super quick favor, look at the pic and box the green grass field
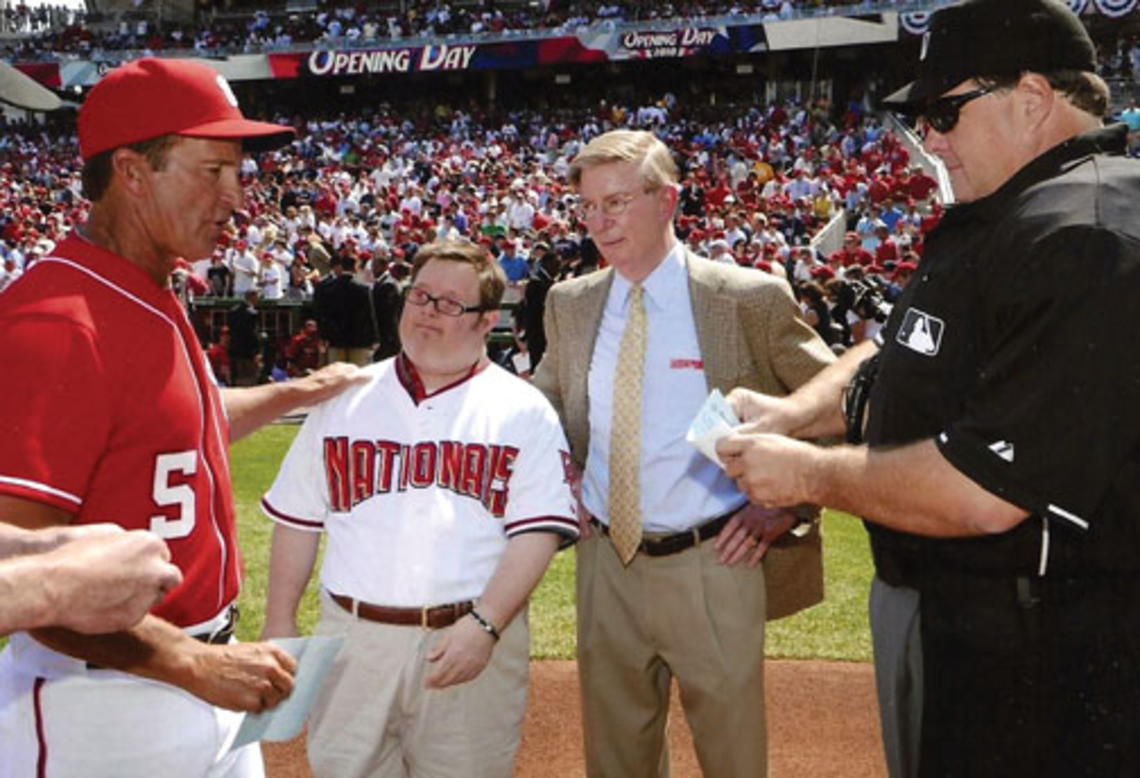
[232,425,874,662]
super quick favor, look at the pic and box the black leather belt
[87,605,237,670]
[590,507,740,558]
[191,604,239,645]
[869,535,922,588]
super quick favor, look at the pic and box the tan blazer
[533,251,836,619]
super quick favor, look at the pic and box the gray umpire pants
[869,576,922,778]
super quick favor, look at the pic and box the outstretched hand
[296,362,371,403]
[43,529,182,634]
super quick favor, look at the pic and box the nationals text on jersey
[324,436,520,516]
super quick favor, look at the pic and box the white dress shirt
[583,245,746,533]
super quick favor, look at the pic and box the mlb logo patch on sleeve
[896,308,945,356]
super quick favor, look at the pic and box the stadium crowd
[6,0,1139,86]
[6,0,951,57]
[0,88,942,380]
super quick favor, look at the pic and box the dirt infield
[263,658,886,777]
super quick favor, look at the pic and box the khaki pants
[577,532,768,778]
[306,591,529,778]
[326,346,374,367]
[231,356,259,386]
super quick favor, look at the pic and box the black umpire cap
[882,0,1096,110]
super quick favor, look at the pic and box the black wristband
[469,609,501,641]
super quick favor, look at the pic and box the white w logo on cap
[215,74,239,108]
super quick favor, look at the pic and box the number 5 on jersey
[150,451,197,539]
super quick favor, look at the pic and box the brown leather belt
[330,592,475,629]
[590,506,740,558]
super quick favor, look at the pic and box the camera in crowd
[849,280,892,323]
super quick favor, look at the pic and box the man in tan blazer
[533,129,834,777]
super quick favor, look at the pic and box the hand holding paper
[228,635,345,752]
[685,388,741,468]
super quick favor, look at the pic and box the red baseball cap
[78,58,295,161]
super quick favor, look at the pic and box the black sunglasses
[916,87,992,137]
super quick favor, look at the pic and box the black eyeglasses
[916,87,992,137]
[404,286,491,317]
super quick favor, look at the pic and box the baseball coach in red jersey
[0,57,364,778]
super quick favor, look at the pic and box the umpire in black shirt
[716,1,1140,776]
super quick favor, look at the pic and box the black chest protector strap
[843,351,882,445]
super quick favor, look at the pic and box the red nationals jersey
[0,235,240,627]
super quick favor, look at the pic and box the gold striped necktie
[608,283,647,565]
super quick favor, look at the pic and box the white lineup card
[229,635,346,751]
[686,388,740,468]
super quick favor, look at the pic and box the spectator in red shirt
[829,231,873,267]
[921,201,945,234]
[885,257,919,302]
[909,167,939,201]
[705,177,733,209]
[285,319,322,376]
[867,175,892,205]
[874,224,900,264]
[206,326,232,386]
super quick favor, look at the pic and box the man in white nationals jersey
[261,238,578,778]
